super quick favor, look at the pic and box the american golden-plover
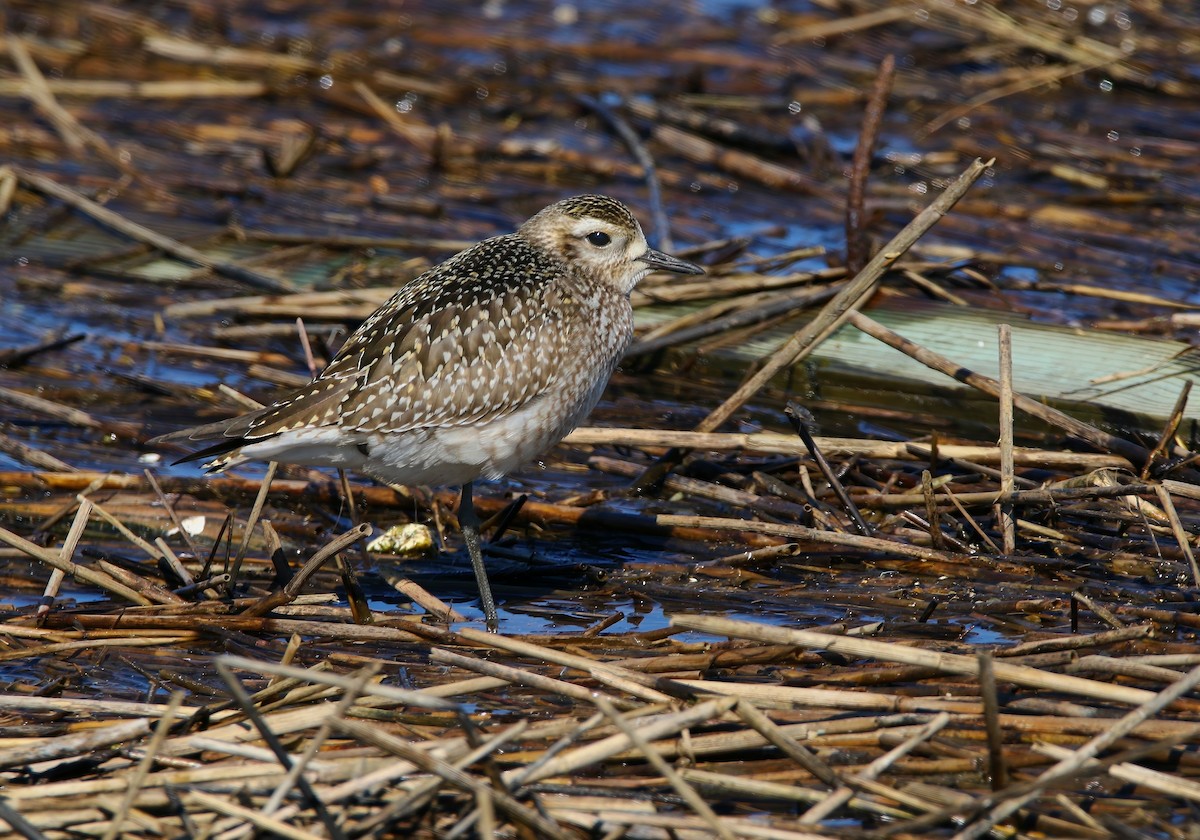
[156,194,703,625]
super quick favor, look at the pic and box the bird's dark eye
[586,231,612,247]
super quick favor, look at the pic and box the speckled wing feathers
[195,233,573,449]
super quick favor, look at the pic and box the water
[0,0,1196,687]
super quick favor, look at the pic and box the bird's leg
[458,481,498,629]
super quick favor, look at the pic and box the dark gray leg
[458,481,498,628]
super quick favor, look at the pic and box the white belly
[230,375,609,488]
[362,375,608,486]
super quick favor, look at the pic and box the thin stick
[978,652,1009,791]
[504,697,738,786]
[1154,485,1200,587]
[351,79,436,153]
[96,559,186,605]
[335,468,372,625]
[0,505,151,606]
[13,168,293,293]
[936,484,1003,556]
[953,661,1200,840]
[213,660,347,840]
[86,496,166,563]
[997,324,1016,555]
[845,54,895,273]
[431,648,640,709]
[187,791,326,840]
[799,712,949,824]
[508,712,606,788]
[99,692,184,840]
[564,427,1128,468]
[0,385,105,430]
[0,718,150,770]
[216,654,458,711]
[733,699,840,788]
[259,664,381,819]
[784,402,870,535]
[846,311,1151,467]
[694,157,992,436]
[143,469,201,559]
[332,717,571,840]
[592,696,736,840]
[0,796,46,839]
[0,165,13,217]
[0,78,267,98]
[577,94,672,252]
[349,720,530,835]
[1071,591,1126,630]
[392,578,469,623]
[7,35,127,171]
[229,460,278,592]
[1142,380,1190,480]
[921,58,1110,137]
[627,284,839,357]
[155,537,196,589]
[295,318,318,378]
[456,627,676,704]
[0,429,77,472]
[921,470,944,551]
[1038,741,1200,807]
[474,787,497,840]
[672,614,1161,707]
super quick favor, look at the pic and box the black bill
[638,248,705,275]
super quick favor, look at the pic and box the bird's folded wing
[152,282,568,453]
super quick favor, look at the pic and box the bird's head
[520,194,703,294]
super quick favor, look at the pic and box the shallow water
[1,0,1198,655]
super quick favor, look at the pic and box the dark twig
[576,93,672,252]
[228,460,278,593]
[846,54,896,274]
[336,468,372,624]
[241,522,372,617]
[13,168,295,293]
[214,659,348,840]
[784,402,871,536]
[1143,380,1191,480]
[920,470,944,550]
[978,652,1009,791]
[197,510,233,585]
[485,494,528,545]
[173,573,231,598]
[0,332,86,368]
[0,795,47,840]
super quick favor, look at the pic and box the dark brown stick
[845,54,896,273]
[846,311,1151,468]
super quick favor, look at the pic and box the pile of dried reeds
[6,547,1200,837]
[4,0,1200,837]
